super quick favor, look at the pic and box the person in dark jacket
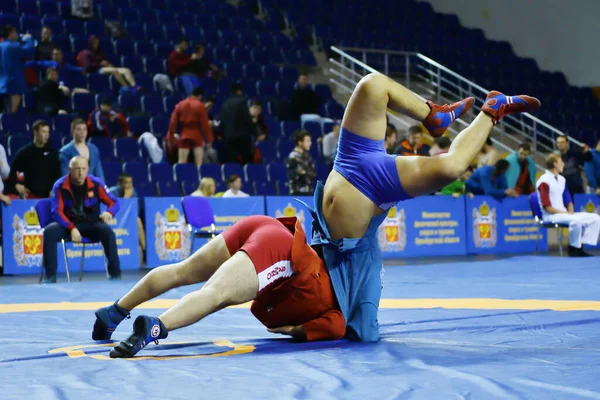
[42,156,121,283]
[290,73,321,120]
[556,135,592,195]
[77,35,137,89]
[219,83,256,164]
[286,130,316,195]
[5,120,62,199]
[395,125,430,156]
[35,68,68,115]
[465,159,518,200]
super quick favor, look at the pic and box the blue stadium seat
[163,26,182,42]
[17,0,38,15]
[121,56,143,74]
[163,96,180,114]
[232,48,251,64]
[26,114,52,129]
[139,9,159,25]
[141,96,164,115]
[149,163,173,183]
[257,140,277,162]
[0,1,17,13]
[53,114,73,136]
[302,120,323,140]
[120,8,139,23]
[144,24,163,41]
[134,74,154,93]
[8,135,29,157]
[261,64,278,80]
[278,139,295,160]
[315,84,333,101]
[157,180,181,197]
[200,163,222,182]
[127,116,150,136]
[70,35,88,53]
[244,164,267,183]
[63,70,87,90]
[102,160,122,187]
[254,181,277,196]
[20,15,41,33]
[283,50,300,65]
[136,42,155,58]
[90,137,115,162]
[116,138,141,163]
[267,162,288,182]
[1,113,27,134]
[150,115,170,135]
[181,180,199,195]
[98,5,119,20]
[256,80,277,98]
[222,163,244,182]
[135,180,157,197]
[174,163,199,183]
[88,73,110,94]
[154,42,173,58]
[144,57,165,74]
[224,62,243,79]
[118,93,141,113]
[123,161,148,184]
[42,15,63,35]
[85,20,104,36]
[71,93,95,115]
[281,121,301,137]
[63,20,84,36]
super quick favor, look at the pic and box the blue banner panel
[144,197,265,268]
[2,198,139,275]
[265,196,314,244]
[574,194,600,247]
[466,195,547,254]
[378,195,467,258]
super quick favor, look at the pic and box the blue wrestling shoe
[424,97,475,137]
[481,91,541,125]
[92,301,130,340]
[110,315,168,358]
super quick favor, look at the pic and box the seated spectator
[0,143,11,205]
[440,167,473,198]
[109,172,146,263]
[36,68,69,115]
[0,25,36,113]
[222,174,249,198]
[87,99,132,138]
[505,143,535,195]
[395,125,430,156]
[477,138,500,168]
[186,44,220,79]
[322,122,340,163]
[167,38,191,78]
[286,129,316,195]
[60,118,105,180]
[384,125,397,155]
[584,138,600,196]
[429,136,451,156]
[30,49,89,94]
[250,99,268,137]
[537,153,600,257]
[556,135,592,195]
[167,87,213,167]
[6,120,61,199]
[191,177,216,197]
[42,156,121,283]
[290,73,321,120]
[77,35,137,90]
[465,159,518,200]
[36,26,58,61]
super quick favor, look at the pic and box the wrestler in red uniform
[94,215,345,357]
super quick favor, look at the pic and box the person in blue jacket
[59,118,105,180]
[465,159,518,199]
[0,25,36,113]
[584,138,600,197]
[505,143,536,195]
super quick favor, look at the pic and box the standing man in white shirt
[536,153,600,257]
[222,174,249,198]
[322,123,340,164]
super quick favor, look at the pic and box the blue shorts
[333,127,411,211]
[297,183,388,342]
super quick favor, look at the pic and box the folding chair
[529,192,569,256]
[36,199,108,283]
[181,196,223,251]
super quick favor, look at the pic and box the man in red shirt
[167,87,214,167]
[167,38,191,77]
[93,214,345,358]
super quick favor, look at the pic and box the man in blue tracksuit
[43,156,121,283]
[0,25,36,112]
[584,138,600,197]
[465,159,518,200]
[298,74,540,342]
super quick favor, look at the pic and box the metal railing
[327,46,581,172]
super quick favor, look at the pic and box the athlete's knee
[439,153,468,181]
[356,73,388,99]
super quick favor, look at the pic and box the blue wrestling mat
[2,255,600,399]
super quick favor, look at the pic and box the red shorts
[179,137,204,149]
[222,215,294,294]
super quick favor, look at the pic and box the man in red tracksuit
[167,87,214,167]
[93,215,346,357]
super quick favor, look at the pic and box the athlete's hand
[100,211,113,223]
[71,228,82,243]
[268,325,306,340]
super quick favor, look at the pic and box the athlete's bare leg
[117,235,230,311]
[159,251,258,330]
